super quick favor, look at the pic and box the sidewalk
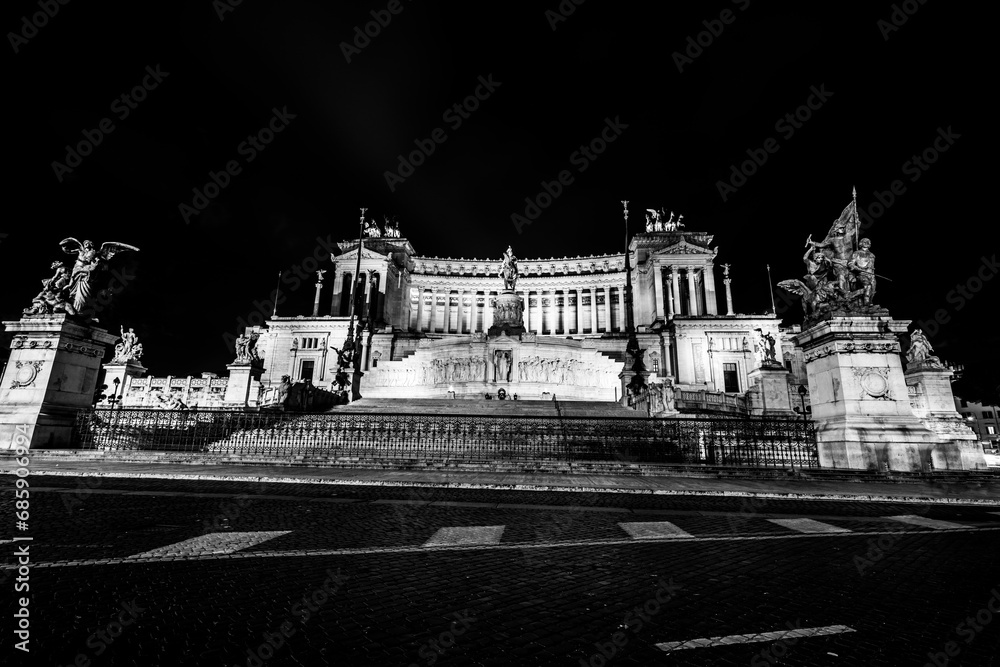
[4,456,999,505]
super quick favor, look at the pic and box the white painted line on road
[619,521,692,539]
[886,515,967,530]
[127,531,292,559]
[14,526,1000,570]
[767,518,852,534]
[423,526,505,547]
[656,624,856,652]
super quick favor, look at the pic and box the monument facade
[251,212,796,404]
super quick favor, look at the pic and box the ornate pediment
[654,238,716,257]
[337,246,389,262]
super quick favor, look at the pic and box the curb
[8,468,1000,506]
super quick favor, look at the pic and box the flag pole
[766,264,777,314]
[852,185,859,247]
[272,271,281,317]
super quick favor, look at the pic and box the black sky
[4,0,997,400]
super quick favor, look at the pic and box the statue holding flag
[778,189,888,325]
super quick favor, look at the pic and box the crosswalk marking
[656,624,856,652]
[767,518,852,534]
[886,515,966,530]
[127,531,291,559]
[423,526,505,547]
[619,521,692,539]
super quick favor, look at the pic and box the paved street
[4,474,1000,666]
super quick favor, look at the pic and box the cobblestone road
[3,475,999,666]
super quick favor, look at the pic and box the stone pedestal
[224,363,265,408]
[0,315,117,449]
[488,290,525,337]
[747,365,796,416]
[905,362,985,470]
[99,361,148,406]
[792,316,981,471]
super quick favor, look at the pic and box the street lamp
[797,384,808,422]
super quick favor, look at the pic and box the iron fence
[73,408,818,468]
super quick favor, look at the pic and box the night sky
[4,1,997,401]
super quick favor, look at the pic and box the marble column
[590,287,598,333]
[415,288,424,332]
[618,286,625,332]
[671,268,682,316]
[459,290,467,333]
[430,288,438,332]
[524,291,531,332]
[652,265,664,321]
[484,291,494,330]
[575,290,582,334]
[603,286,611,333]
[687,267,699,316]
[703,264,719,315]
[724,276,734,315]
[666,269,675,317]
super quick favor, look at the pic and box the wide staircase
[339,397,642,418]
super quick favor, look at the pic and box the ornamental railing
[73,408,818,468]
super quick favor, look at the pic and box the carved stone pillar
[575,289,582,334]
[590,287,598,333]
[603,286,611,333]
[618,286,625,332]
[430,288,438,332]
[671,268,682,316]
[666,269,674,317]
[524,291,531,332]
[687,267,699,316]
[724,275,734,315]
[415,287,424,332]
[459,290,467,333]
[652,264,664,321]
[484,291,494,331]
[703,264,718,315]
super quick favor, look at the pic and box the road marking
[767,518,852,534]
[423,526,505,547]
[886,515,967,530]
[126,531,291,559]
[656,624,856,652]
[619,521,692,539]
[10,526,1000,569]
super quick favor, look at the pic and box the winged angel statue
[25,238,139,319]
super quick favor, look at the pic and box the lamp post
[621,200,647,405]
[797,384,808,423]
[334,207,367,402]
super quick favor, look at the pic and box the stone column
[524,291,531,333]
[666,268,675,317]
[686,267,699,316]
[652,265,664,321]
[575,290,582,334]
[671,268,682,316]
[590,287,598,333]
[703,264,719,315]
[724,274,734,315]
[459,290,467,334]
[603,286,611,333]
[485,292,494,331]
[429,288,438,332]
[415,288,424,332]
[618,286,625,332]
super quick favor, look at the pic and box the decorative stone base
[747,365,796,416]
[793,316,984,471]
[487,290,525,337]
[99,362,148,406]
[0,315,117,448]
[224,363,265,408]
